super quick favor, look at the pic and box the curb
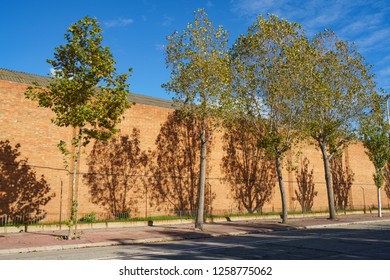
[298,218,390,230]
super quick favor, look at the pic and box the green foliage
[162,9,231,229]
[300,30,375,153]
[79,212,97,223]
[230,14,307,158]
[24,16,132,238]
[57,140,70,171]
[25,16,131,145]
[296,29,375,219]
[230,14,308,223]
[361,90,390,189]
[163,8,232,123]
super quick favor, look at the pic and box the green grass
[1,207,386,228]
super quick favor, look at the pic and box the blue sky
[1,0,389,100]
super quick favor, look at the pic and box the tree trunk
[195,120,207,230]
[319,141,337,220]
[68,127,83,239]
[276,155,288,223]
[377,187,382,218]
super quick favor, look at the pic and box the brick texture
[1,77,387,222]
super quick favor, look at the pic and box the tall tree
[162,9,231,229]
[25,16,131,238]
[361,91,390,217]
[301,30,375,219]
[230,15,307,223]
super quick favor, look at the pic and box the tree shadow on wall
[84,129,152,218]
[293,157,318,212]
[221,123,276,214]
[330,155,354,210]
[0,140,54,223]
[383,160,390,203]
[149,111,215,216]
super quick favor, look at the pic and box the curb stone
[300,218,390,230]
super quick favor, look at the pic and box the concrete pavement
[0,212,389,256]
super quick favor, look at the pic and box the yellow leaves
[164,9,230,113]
[25,15,131,146]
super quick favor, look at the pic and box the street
[1,221,390,260]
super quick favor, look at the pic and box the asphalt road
[2,221,390,260]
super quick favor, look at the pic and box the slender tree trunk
[195,120,207,230]
[68,127,83,239]
[319,141,337,220]
[377,187,382,218]
[276,155,288,224]
[376,169,383,218]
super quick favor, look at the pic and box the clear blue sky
[1,0,389,100]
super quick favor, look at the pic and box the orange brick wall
[0,80,72,222]
[1,79,387,222]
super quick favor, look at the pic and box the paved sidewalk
[0,212,389,256]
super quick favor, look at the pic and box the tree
[300,30,375,219]
[25,16,131,238]
[230,15,307,223]
[361,91,390,217]
[162,9,231,229]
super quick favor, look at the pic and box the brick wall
[1,78,387,222]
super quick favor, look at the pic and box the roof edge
[0,68,174,109]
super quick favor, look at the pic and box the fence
[1,159,389,227]
[2,204,385,227]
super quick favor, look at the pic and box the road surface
[1,221,390,260]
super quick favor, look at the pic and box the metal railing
[1,205,384,227]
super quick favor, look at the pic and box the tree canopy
[25,16,131,238]
[230,14,308,223]
[300,30,376,219]
[26,16,131,144]
[361,90,390,217]
[163,9,231,229]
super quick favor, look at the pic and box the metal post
[59,179,63,230]
[360,186,366,214]
[145,184,148,218]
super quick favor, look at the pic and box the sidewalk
[0,212,389,256]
